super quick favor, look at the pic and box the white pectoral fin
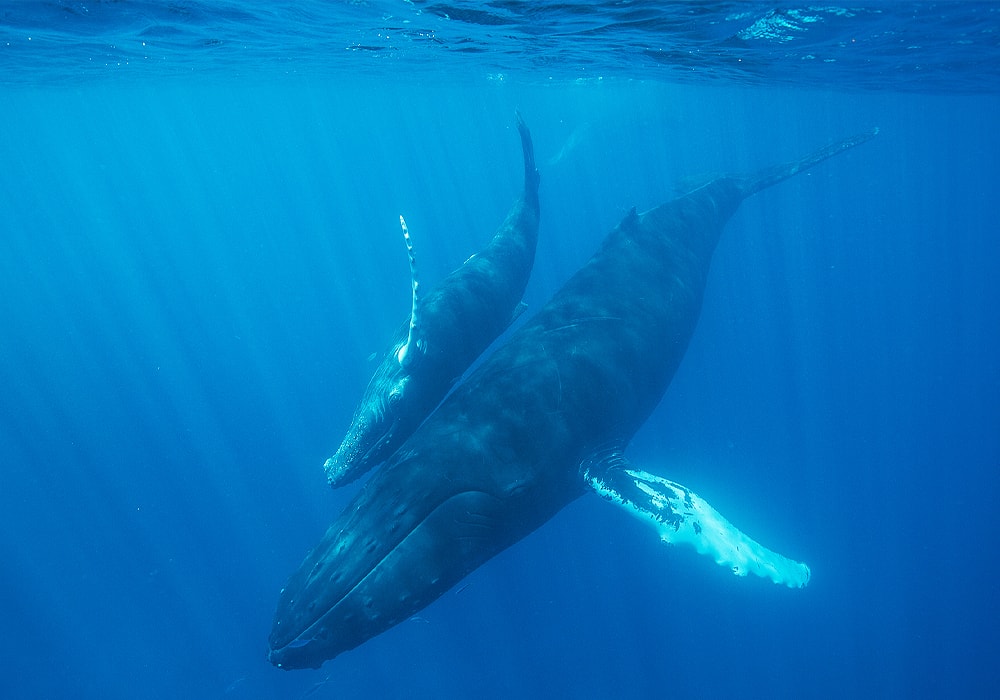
[397,215,422,369]
[584,457,811,588]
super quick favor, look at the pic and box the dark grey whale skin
[323,114,540,489]
[269,128,876,669]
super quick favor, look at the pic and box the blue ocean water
[1,3,998,699]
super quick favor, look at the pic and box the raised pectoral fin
[583,457,810,588]
[397,215,423,368]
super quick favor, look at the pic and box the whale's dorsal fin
[396,215,424,368]
[620,207,639,233]
[582,454,811,588]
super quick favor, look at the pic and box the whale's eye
[388,387,403,406]
[388,377,409,407]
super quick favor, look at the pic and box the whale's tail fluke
[741,127,879,198]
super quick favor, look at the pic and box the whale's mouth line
[349,423,395,470]
[327,417,399,482]
[273,488,500,656]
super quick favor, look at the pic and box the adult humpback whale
[269,128,876,669]
[323,114,540,488]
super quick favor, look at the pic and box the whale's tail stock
[741,127,879,198]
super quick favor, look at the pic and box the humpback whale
[323,114,540,488]
[269,128,877,669]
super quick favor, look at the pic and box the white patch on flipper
[397,215,421,367]
[585,465,810,588]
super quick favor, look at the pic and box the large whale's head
[267,486,508,669]
[270,416,581,669]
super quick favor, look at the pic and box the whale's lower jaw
[267,485,554,669]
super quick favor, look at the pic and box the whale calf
[323,114,540,488]
[270,128,876,669]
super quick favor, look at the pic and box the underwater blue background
[2,3,998,699]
